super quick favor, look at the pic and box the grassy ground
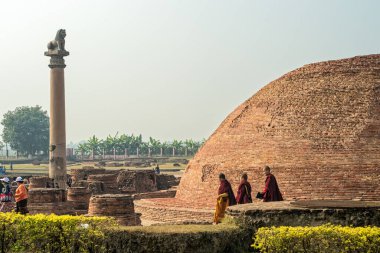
[2,162,186,177]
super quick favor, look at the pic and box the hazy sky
[0,1,379,143]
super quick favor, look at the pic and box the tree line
[76,134,205,157]
[0,106,204,157]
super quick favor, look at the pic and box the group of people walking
[0,176,29,214]
[213,166,283,224]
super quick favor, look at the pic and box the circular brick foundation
[67,187,91,214]
[88,194,141,226]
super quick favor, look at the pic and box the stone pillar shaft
[45,29,69,189]
[49,67,67,188]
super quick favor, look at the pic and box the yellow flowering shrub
[253,224,380,253]
[0,213,249,253]
[0,212,116,253]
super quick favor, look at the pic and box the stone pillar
[45,29,69,189]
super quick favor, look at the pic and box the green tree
[1,106,49,156]
[103,134,119,153]
[149,137,161,154]
[87,135,101,156]
[76,143,89,156]
[171,140,183,155]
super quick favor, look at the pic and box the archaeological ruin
[25,30,380,227]
[26,30,181,226]
[136,54,380,223]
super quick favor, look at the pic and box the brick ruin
[177,54,380,206]
[136,54,380,223]
[227,201,380,230]
[88,194,141,226]
[28,167,180,224]
[28,176,74,215]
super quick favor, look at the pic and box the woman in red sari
[236,173,252,204]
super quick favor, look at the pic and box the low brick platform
[227,200,380,230]
[28,188,75,215]
[29,188,67,203]
[133,189,177,200]
[29,202,75,215]
[88,194,141,226]
[134,198,214,225]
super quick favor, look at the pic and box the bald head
[264,166,271,176]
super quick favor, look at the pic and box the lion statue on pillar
[47,29,66,51]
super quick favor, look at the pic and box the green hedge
[0,213,250,253]
[0,212,114,253]
[104,224,250,253]
[253,224,380,253]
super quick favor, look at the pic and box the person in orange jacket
[15,177,29,214]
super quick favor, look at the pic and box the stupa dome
[176,54,380,205]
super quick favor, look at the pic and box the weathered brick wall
[71,167,106,185]
[176,54,380,207]
[227,201,380,231]
[117,170,157,193]
[29,176,54,189]
[29,188,67,203]
[71,168,159,195]
[28,188,75,215]
[156,174,180,190]
[87,173,120,194]
[28,202,75,215]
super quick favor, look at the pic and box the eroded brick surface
[176,54,380,207]
[134,198,214,223]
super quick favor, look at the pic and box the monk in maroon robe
[262,166,283,202]
[236,173,252,204]
[213,173,237,224]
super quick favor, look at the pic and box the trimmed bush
[0,212,114,253]
[104,224,250,253]
[0,213,250,253]
[253,224,380,253]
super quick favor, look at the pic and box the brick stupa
[135,54,380,223]
[176,54,380,206]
